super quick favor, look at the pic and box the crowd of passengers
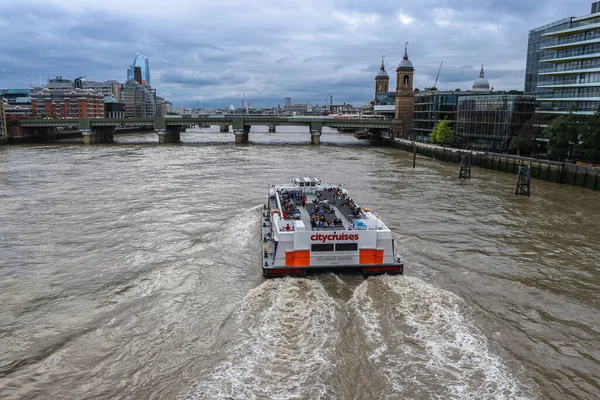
[320,187,363,218]
[277,187,364,230]
[309,200,342,229]
[277,189,306,220]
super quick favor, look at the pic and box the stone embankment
[392,139,600,191]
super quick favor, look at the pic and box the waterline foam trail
[348,275,536,399]
[184,278,341,400]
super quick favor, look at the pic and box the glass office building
[456,95,536,151]
[127,53,151,87]
[413,91,465,141]
[525,2,600,115]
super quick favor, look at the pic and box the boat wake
[183,278,341,400]
[349,275,536,399]
[183,275,536,399]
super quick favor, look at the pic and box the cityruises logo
[310,233,359,243]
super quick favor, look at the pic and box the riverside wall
[392,139,600,192]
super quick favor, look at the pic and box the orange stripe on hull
[359,249,384,265]
[285,250,311,267]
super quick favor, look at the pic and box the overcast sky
[0,0,595,108]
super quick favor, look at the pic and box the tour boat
[261,177,404,277]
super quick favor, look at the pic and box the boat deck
[276,188,365,231]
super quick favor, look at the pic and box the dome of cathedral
[472,65,491,92]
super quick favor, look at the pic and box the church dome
[472,65,490,91]
[397,42,413,69]
[376,57,389,77]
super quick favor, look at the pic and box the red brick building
[31,88,104,118]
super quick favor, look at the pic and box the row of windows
[541,28,600,48]
[538,87,600,98]
[553,43,600,59]
[546,58,600,73]
[311,243,358,252]
[538,101,600,112]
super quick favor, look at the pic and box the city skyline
[0,0,595,108]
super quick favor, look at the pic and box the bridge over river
[12,116,397,145]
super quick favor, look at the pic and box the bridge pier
[234,125,250,144]
[18,126,57,142]
[220,124,229,133]
[268,124,276,133]
[311,130,322,145]
[82,126,114,144]
[371,128,385,145]
[157,126,181,144]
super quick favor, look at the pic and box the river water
[0,127,599,400]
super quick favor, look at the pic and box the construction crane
[433,61,443,90]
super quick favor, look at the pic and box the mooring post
[412,142,416,168]
[459,154,471,180]
[515,164,531,197]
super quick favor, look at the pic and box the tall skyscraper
[284,97,291,107]
[525,2,600,115]
[127,53,151,87]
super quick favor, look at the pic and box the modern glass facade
[412,91,482,141]
[456,95,536,151]
[122,81,156,118]
[525,3,600,115]
[127,53,151,87]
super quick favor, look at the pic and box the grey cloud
[0,0,592,106]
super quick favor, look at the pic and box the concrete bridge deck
[10,116,398,144]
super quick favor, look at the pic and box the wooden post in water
[412,142,416,168]
[515,164,531,197]
[459,154,471,179]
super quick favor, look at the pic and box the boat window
[311,244,334,252]
[335,243,358,251]
[311,182,315,186]
[299,182,304,187]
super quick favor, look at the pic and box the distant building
[0,88,31,104]
[0,89,33,120]
[104,100,125,119]
[122,80,156,118]
[31,87,105,118]
[456,94,536,151]
[127,53,151,87]
[525,2,600,116]
[284,97,291,107]
[471,66,492,92]
[375,56,390,103]
[412,67,535,151]
[155,96,168,117]
[73,77,122,101]
[413,91,465,141]
[394,43,415,137]
[283,103,309,115]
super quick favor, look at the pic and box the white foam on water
[347,280,388,363]
[183,278,341,400]
[350,275,537,400]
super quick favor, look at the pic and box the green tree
[430,119,453,146]
[509,113,544,156]
[574,106,600,163]
[543,106,581,161]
